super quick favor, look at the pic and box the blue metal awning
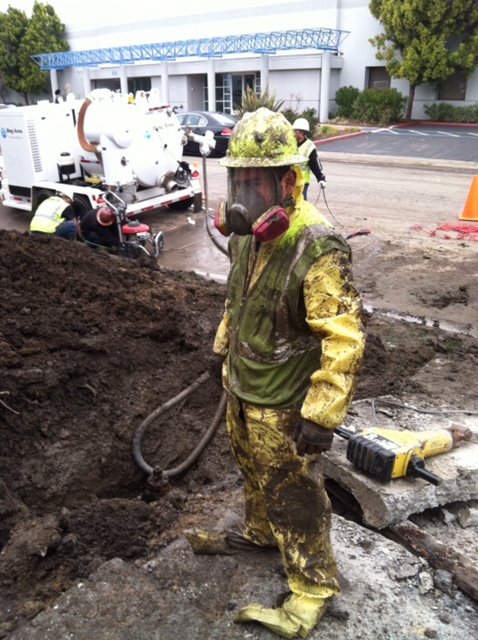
[31,28,350,70]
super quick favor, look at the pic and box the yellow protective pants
[224,387,340,599]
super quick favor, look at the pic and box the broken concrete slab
[322,398,478,529]
[6,501,478,640]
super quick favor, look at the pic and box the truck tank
[77,89,187,192]
[0,89,200,215]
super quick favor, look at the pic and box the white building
[29,0,478,120]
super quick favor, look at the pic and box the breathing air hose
[201,154,229,257]
[205,210,228,257]
[133,371,227,478]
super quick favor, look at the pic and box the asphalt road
[1,125,477,284]
[317,123,478,163]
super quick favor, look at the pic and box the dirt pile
[1,229,477,639]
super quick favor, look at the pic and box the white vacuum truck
[0,89,202,217]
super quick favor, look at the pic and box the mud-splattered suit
[213,179,365,599]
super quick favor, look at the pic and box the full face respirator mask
[214,167,291,243]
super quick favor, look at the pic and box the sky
[0,0,311,49]
[0,0,325,55]
[0,0,294,28]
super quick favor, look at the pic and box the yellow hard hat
[219,108,307,168]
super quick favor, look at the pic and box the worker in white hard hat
[184,108,365,639]
[292,117,326,201]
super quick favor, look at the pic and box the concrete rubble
[322,395,478,529]
[6,489,478,640]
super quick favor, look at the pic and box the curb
[312,122,478,173]
[315,130,366,146]
[315,152,478,174]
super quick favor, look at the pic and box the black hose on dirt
[132,371,227,477]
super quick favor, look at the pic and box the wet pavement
[153,209,229,282]
[317,123,478,162]
[1,130,477,282]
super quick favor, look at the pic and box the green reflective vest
[225,207,350,408]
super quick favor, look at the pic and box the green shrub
[352,88,406,126]
[424,102,478,123]
[298,107,320,136]
[335,85,360,118]
[282,107,320,137]
[461,104,478,123]
[282,108,298,125]
[316,125,361,138]
[234,85,284,117]
[319,124,334,135]
[424,102,457,122]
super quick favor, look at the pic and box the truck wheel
[193,193,203,212]
[167,196,194,211]
[73,195,91,221]
[36,189,55,207]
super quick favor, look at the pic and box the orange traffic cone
[459,175,478,221]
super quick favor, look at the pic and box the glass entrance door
[232,74,257,110]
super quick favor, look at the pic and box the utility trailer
[0,89,202,218]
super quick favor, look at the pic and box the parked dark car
[176,111,238,157]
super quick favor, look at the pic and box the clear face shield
[215,167,291,242]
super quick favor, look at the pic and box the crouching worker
[80,206,120,251]
[184,108,366,639]
[29,192,80,240]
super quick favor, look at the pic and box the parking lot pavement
[317,123,478,163]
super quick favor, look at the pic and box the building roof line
[31,28,350,70]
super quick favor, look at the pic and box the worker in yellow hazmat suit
[185,108,366,639]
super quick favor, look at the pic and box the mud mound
[0,229,470,638]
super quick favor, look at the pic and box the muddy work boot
[234,593,329,639]
[184,527,275,555]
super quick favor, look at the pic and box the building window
[211,74,233,113]
[212,73,258,113]
[92,77,151,95]
[93,78,120,92]
[128,77,151,95]
[232,74,256,110]
[367,67,391,90]
[255,73,261,95]
[438,71,467,101]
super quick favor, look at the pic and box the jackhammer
[334,425,472,485]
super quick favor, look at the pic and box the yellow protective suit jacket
[214,172,365,430]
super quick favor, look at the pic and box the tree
[369,0,478,120]
[0,2,69,104]
[0,7,29,102]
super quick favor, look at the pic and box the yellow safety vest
[30,197,70,234]
[298,138,315,184]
